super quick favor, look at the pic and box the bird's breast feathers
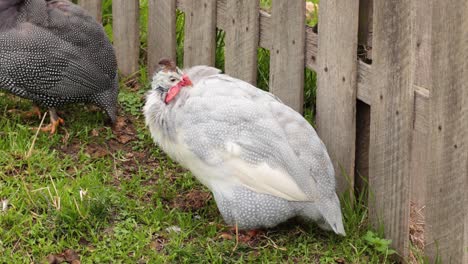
[156,130,312,202]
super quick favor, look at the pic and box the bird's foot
[7,106,42,119]
[219,227,263,244]
[40,117,64,134]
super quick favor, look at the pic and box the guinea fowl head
[151,59,192,104]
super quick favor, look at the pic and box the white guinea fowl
[144,59,345,235]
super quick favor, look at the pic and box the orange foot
[40,117,64,134]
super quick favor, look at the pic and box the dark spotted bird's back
[0,0,118,123]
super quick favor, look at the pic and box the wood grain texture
[224,0,259,85]
[258,10,272,50]
[316,0,359,194]
[409,0,433,207]
[465,3,468,260]
[148,0,177,75]
[112,0,139,76]
[269,0,305,113]
[411,86,430,207]
[183,0,217,67]
[78,0,102,22]
[305,26,318,70]
[412,1,432,90]
[176,1,429,130]
[425,0,468,262]
[368,0,413,257]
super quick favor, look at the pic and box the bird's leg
[233,222,239,251]
[7,105,42,119]
[40,108,64,134]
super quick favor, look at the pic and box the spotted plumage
[0,0,118,130]
[144,61,346,235]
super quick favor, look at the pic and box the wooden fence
[78,0,467,262]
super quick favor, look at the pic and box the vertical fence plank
[425,0,468,262]
[269,0,305,112]
[368,0,413,257]
[148,0,177,74]
[224,0,259,85]
[316,0,359,194]
[465,3,468,260]
[78,0,102,22]
[409,0,432,208]
[183,0,217,67]
[112,0,139,76]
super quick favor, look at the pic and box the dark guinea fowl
[0,0,118,133]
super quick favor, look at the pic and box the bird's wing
[264,100,337,190]
[192,74,336,191]
[45,0,117,78]
[0,23,113,97]
[178,87,320,201]
[220,149,310,201]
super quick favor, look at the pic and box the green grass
[0,0,403,263]
[0,92,398,263]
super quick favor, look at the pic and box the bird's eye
[170,78,176,82]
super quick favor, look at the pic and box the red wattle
[165,85,181,103]
[164,75,192,103]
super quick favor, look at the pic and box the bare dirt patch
[56,114,160,187]
[46,249,80,264]
[170,190,212,212]
[85,143,110,158]
[112,116,137,144]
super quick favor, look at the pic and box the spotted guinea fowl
[144,60,345,235]
[0,0,118,133]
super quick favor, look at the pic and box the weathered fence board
[78,0,102,22]
[368,0,413,257]
[425,0,468,262]
[176,1,429,131]
[304,27,317,69]
[269,0,305,113]
[148,0,177,74]
[465,3,468,261]
[112,0,139,76]
[409,0,432,208]
[316,1,359,194]
[224,0,259,85]
[183,0,217,67]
